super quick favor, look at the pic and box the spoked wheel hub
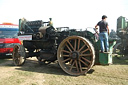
[57,36,95,76]
[70,51,79,59]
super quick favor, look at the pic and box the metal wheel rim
[57,36,95,76]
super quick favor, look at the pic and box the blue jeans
[99,32,109,52]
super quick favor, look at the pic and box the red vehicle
[0,23,21,56]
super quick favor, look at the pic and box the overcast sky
[0,0,128,31]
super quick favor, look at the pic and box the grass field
[0,56,128,85]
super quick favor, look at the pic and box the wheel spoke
[69,59,73,64]
[81,57,91,64]
[74,39,76,51]
[77,39,80,51]
[14,53,20,59]
[65,43,72,52]
[63,55,70,57]
[62,58,71,63]
[15,59,19,64]
[78,44,86,52]
[69,60,75,72]
[15,57,20,63]
[79,59,88,67]
[75,60,79,72]
[67,40,74,51]
[80,53,92,57]
[62,50,70,54]
[81,48,89,54]
[13,57,18,61]
[78,61,82,72]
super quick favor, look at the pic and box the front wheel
[12,45,26,66]
[57,36,95,76]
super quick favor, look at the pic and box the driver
[95,15,109,53]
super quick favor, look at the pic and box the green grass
[14,71,34,76]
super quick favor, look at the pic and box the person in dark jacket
[95,15,109,53]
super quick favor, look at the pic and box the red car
[0,23,21,56]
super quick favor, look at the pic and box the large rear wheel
[57,36,95,76]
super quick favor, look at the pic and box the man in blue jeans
[95,15,110,53]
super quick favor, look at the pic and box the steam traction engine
[12,18,115,76]
[113,16,128,58]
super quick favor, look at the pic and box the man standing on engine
[95,15,109,53]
